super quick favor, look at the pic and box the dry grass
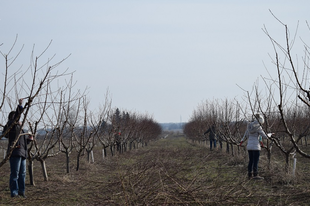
[1,137,310,205]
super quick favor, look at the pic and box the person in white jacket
[240,114,272,179]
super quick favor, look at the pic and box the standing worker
[239,114,273,179]
[204,123,217,151]
[3,98,33,198]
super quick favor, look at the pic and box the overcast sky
[1,1,310,123]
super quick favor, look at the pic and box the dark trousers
[210,139,216,150]
[248,150,260,176]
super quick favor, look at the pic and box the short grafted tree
[58,78,85,174]
[90,90,112,159]
[74,96,95,171]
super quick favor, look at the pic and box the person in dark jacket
[204,124,217,151]
[3,98,32,198]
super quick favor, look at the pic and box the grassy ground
[1,136,310,205]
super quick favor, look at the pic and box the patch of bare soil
[1,137,310,205]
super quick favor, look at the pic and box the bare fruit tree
[245,14,310,171]
[0,36,71,170]
[75,96,96,171]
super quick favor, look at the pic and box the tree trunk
[40,159,49,181]
[110,145,114,156]
[118,143,122,154]
[230,144,234,156]
[102,149,105,160]
[76,152,81,171]
[267,148,272,169]
[3,149,6,159]
[285,153,290,173]
[66,152,70,173]
[104,147,107,158]
[87,150,94,163]
[28,160,35,186]
[226,142,230,153]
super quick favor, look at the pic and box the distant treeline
[159,122,186,131]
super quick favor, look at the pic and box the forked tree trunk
[39,159,49,181]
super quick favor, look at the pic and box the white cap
[255,114,264,124]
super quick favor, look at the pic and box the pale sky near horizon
[1,1,310,123]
